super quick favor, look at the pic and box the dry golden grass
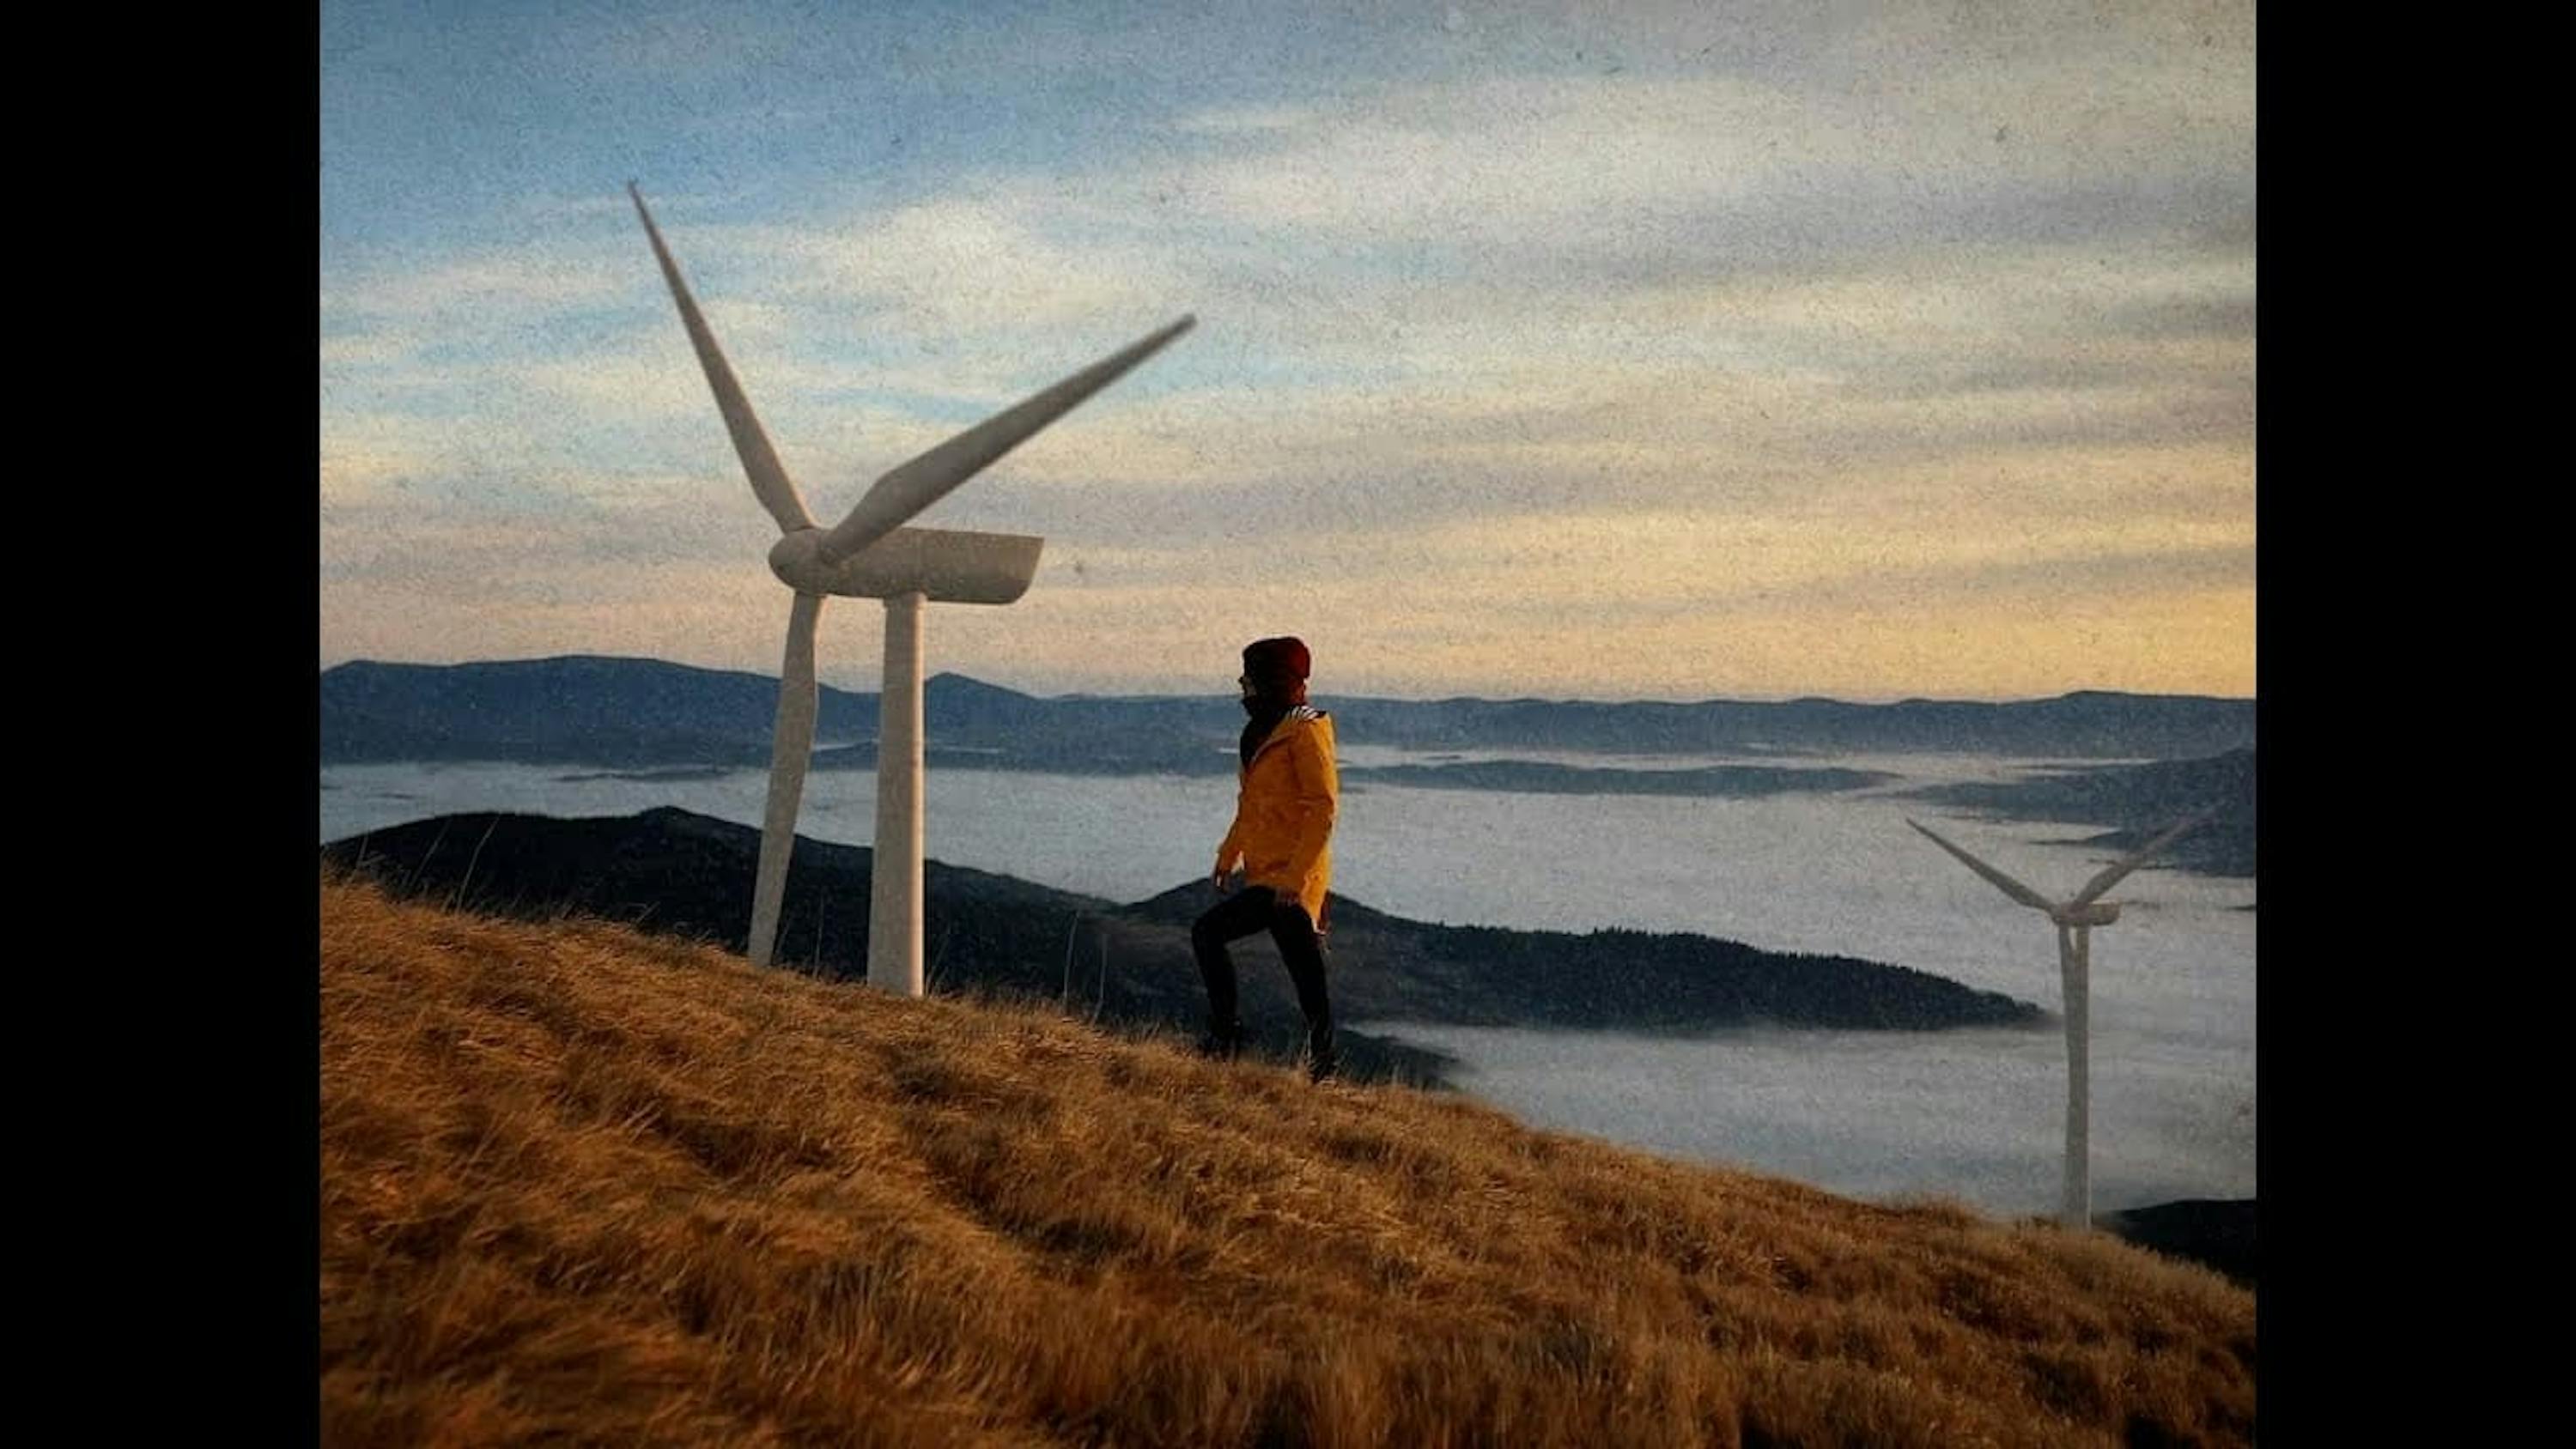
[321,872,2254,1448]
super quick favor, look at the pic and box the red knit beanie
[1242,636,1311,684]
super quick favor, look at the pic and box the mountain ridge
[320,654,2257,767]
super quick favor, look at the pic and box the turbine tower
[1905,814,2203,1229]
[629,183,1193,992]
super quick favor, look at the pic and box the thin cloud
[320,0,2254,699]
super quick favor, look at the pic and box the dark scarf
[1239,684,1305,767]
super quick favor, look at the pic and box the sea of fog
[319,749,2255,1219]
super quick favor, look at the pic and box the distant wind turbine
[629,183,1194,992]
[1906,814,2204,1228]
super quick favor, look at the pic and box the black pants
[1190,886,1333,1056]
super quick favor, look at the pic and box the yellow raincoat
[1215,705,1339,925]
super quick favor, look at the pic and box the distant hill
[319,808,2044,1088]
[319,655,2257,769]
[1906,749,2257,878]
[319,656,878,767]
[1344,760,1900,798]
[322,876,2255,1447]
[1343,688,2256,759]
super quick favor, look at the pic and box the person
[1194,636,1341,1081]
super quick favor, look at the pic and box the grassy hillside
[320,874,2256,1447]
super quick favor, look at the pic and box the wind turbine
[1905,814,2204,1228]
[628,183,1194,993]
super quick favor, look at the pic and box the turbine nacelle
[766,525,1043,604]
[2049,901,2122,928]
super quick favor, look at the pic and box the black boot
[1306,1027,1339,1083]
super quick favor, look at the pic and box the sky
[319,0,2255,704]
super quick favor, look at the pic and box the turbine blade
[2069,813,2206,908]
[628,183,817,535]
[814,314,1195,565]
[1907,818,2057,912]
[748,592,825,967]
